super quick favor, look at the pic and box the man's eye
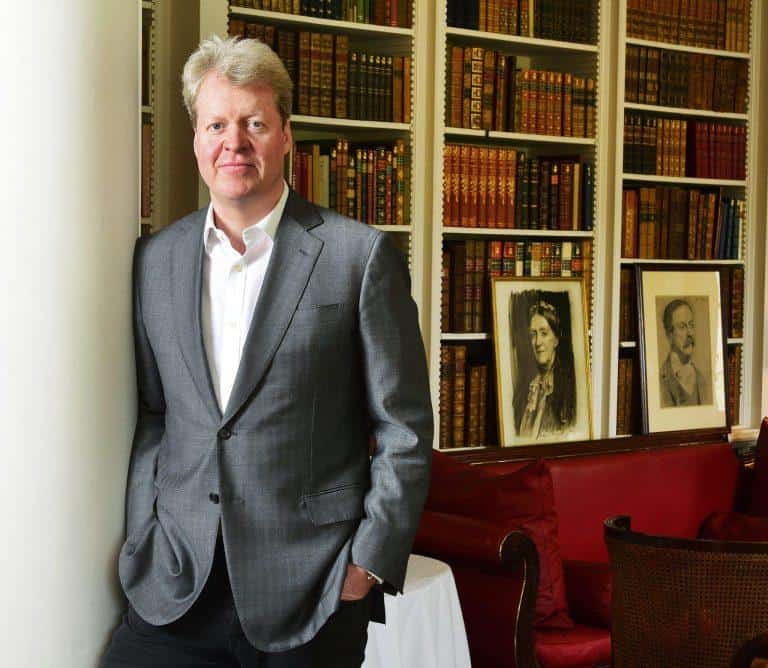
[209,122,223,132]
[250,120,263,129]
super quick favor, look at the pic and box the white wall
[0,1,138,665]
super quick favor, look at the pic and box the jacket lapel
[222,192,324,425]
[170,208,222,422]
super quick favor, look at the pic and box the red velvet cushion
[535,624,612,668]
[699,511,768,541]
[427,452,573,629]
[748,417,768,516]
[563,560,612,629]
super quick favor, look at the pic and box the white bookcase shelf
[488,131,597,146]
[193,0,768,444]
[625,36,750,59]
[431,0,606,449]
[228,6,414,40]
[445,26,598,54]
[290,115,410,132]
[622,174,746,187]
[443,227,594,238]
[608,0,761,435]
[623,102,748,121]
[441,333,490,341]
[619,258,744,265]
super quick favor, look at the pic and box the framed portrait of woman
[491,276,592,447]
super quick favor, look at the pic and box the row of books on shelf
[623,113,746,180]
[231,0,413,27]
[228,21,412,121]
[289,139,409,225]
[141,122,152,219]
[446,49,596,136]
[626,0,750,53]
[446,0,595,44]
[616,345,742,435]
[625,46,748,113]
[621,187,743,260]
[439,345,491,449]
[618,266,743,342]
[441,239,593,334]
[443,145,594,230]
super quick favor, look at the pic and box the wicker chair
[604,515,768,668]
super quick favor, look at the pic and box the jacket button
[218,427,232,440]
[209,493,220,504]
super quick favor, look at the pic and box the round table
[363,554,472,668]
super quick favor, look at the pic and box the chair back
[605,515,768,668]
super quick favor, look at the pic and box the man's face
[668,304,695,359]
[529,313,559,369]
[193,71,292,208]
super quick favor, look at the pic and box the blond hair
[181,34,293,126]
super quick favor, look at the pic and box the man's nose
[223,124,248,150]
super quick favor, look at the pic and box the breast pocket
[289,302,345,329]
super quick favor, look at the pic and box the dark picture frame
[635,264,729,434]
[491,276,592,447]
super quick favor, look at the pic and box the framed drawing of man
[636,265,728,434]
[491,276,592,447]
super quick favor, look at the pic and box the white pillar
[0,2,139,666]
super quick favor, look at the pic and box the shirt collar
[203,182,289,256]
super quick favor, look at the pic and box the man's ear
[282,119,293,155]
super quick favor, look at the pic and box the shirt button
[209,493,220,504]
[218,427,232,440]
[233,264,243,273]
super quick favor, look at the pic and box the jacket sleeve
[124,237,166,539]
[350,232,433,593]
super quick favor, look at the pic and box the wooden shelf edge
[447,429,730,465]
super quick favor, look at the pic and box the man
[102,35,432,667]
[659,298,711,407]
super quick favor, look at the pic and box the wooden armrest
[414,510,540,668]
[415,510,537,571]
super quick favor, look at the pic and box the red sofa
[413,432,746,668]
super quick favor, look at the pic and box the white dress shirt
[201,183,289,413]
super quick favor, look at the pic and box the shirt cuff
[366,570,383,584]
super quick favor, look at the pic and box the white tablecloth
[363,554,472,668]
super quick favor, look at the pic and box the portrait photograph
[491,277,592,447]
[636,266,728,434]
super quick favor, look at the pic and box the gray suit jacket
[118,191,433,651]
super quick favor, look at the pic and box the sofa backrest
[480,442,740,563]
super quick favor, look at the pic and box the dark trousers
[101,537,372,667]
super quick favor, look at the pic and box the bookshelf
[430,0,610,450]
[608,0,765,435]
[140,0,156,236]
[197,0,432,330]
[195,0,768,447]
